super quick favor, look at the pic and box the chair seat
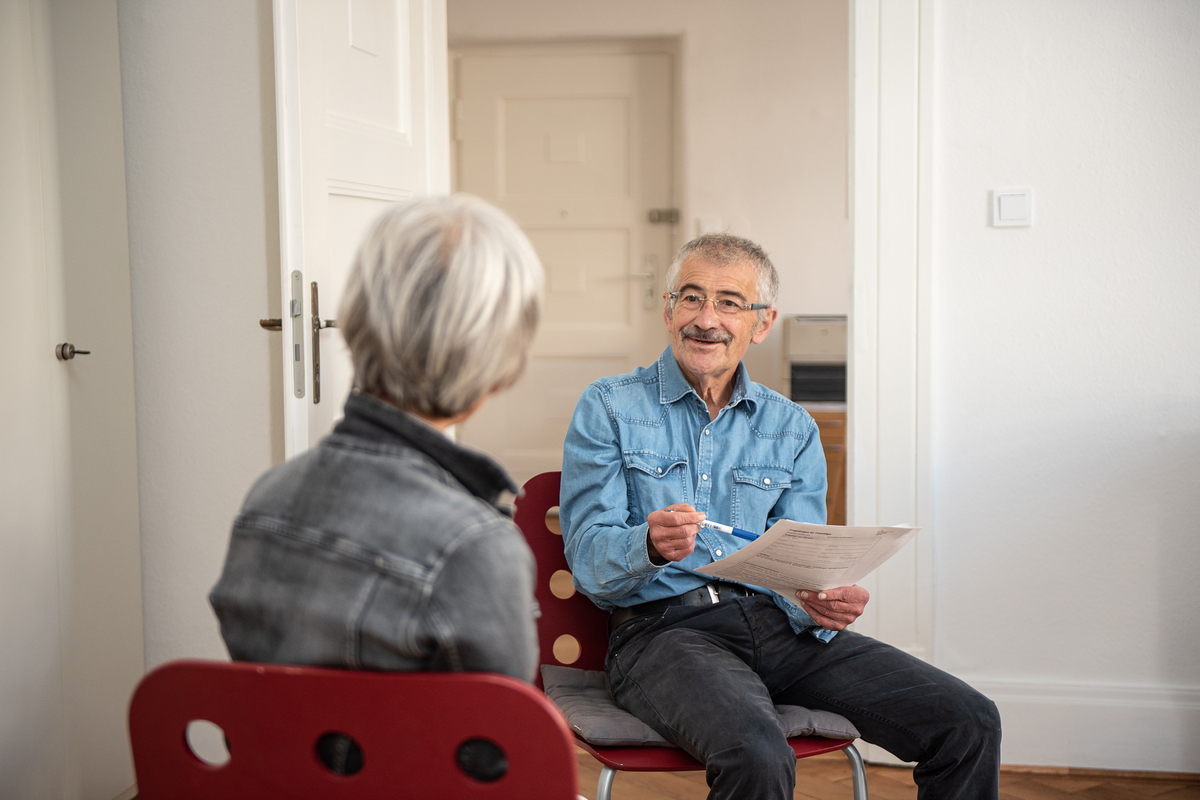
[541,664,860,748]
[577,736,857,773]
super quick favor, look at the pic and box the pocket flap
[732,465,792,490]
[623,451,688,478]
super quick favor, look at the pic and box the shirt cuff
[628,522,667,574]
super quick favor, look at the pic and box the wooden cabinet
[806,409,847,525]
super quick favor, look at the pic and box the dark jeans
[605,595,1000,800]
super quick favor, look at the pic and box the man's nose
[694,298,723,326]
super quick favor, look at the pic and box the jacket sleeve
[559,384,666,607]
[423,517,539,682]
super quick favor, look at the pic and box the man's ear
[751,308,779,344]
[662,293,673,330]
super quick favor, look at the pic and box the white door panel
[275,0,449,456]
[455,45,674,486]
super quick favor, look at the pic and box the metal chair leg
[596,764,616,800]
[843,743,869,800]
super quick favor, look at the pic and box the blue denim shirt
[210,392,539,681]
[560,347,835,641]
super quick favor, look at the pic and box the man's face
[664,257,778,389]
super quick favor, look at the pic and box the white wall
[932,0,1200,771]
[117,0,282,670]
[448,0,849,392]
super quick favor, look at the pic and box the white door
[3,1,144,796]
[1,5,71,792]
[273,0,450,456]
[453,43,675,486]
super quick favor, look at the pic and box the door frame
[847,0,934,667]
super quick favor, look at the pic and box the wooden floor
[574,750,1200,800]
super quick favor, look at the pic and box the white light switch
[992,187,1033,227]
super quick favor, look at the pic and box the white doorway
[451,41,677,486]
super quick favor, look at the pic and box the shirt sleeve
[559,384,666,608]
[765,411,838,641]
[423,518,540,682]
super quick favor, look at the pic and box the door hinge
[647,208,679,224]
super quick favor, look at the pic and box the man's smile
[681,325,733,347]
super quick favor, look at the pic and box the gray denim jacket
[210,392,538,682]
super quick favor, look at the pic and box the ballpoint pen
[665,509,759,542]
[698,519,759,542]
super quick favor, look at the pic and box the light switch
[992,187,1033,227]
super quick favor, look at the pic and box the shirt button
[715,549,723,557]
[704,429,710,435]
[702,474,708,481]
[764,478,771,485]
[656,467,663,474]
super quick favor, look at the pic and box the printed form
[695,521,919,594]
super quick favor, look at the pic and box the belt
[609,583,756,633]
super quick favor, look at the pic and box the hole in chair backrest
[185,719,231,767]
[552,634,581,664]
[456,738,508,782]
[545,506,561,535]
[549,569,576,600]
[315,731,364,775]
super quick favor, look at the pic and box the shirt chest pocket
[623,450,690,518]
[731,465,792,529]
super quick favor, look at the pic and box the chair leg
[843,743,869,800]
[596,764,616,800]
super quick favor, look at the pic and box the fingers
[646,504,704,562]
[646,504,703,525]
[796,585,869,631]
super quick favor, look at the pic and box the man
[560,233,1000,799]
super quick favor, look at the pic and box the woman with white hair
[210,194,544,686]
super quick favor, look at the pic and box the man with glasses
[560,233,1000,800]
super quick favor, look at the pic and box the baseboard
[964,678,1200,773]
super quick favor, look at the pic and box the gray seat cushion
[541,665,860,747]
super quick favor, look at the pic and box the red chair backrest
[514,471,612,687]
[128,659,578,800]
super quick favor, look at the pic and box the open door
[271,0,450,457]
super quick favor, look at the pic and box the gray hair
[338,194,544,418]
[664,233,779,322]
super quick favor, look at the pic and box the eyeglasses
[667,292,769,316]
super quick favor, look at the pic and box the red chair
[128,659,579,799]
[515,471,868,800]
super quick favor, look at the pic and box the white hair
[664,233,779,323]
[338,194,544,418]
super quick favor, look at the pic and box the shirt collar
[656,346,757,414]
[335,392,521,513]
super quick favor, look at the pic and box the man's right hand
[646,504,705,563]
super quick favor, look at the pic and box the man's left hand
[797,585,869,631]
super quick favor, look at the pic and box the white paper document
[694,521,919,594]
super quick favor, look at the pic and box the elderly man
[561,233,1000,799]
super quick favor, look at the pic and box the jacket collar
[335,392,520,511]
[656,346,756,414]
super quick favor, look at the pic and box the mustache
[681,325,733,345]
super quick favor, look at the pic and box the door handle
[310,282,338,404]
[55,343,91,360]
